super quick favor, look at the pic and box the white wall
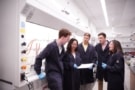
[0,0,20,89]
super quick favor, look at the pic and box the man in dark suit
[78,33,97,90]
[34,28,71,90]
[95,32,110,90]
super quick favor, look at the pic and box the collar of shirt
[56,40,62,54]
[72,52,76,59]
[82,43,88,52]
[102,41,108,51]
[58,45,62,54]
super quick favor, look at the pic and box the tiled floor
[93,80,107,90]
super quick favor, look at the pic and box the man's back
[34,28,71,90]
[34,40,65,75]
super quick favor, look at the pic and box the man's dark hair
[98,32,106,38]
[59,28,71,38]
[84,33,91,38]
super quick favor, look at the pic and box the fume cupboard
[0,0,85,89]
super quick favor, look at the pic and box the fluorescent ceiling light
[100,0,109,26]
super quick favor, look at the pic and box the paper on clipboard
[77,63,94,69]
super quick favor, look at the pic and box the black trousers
[47,72,63,90]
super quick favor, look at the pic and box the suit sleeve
[91,46,98,64]
[107,55,124,73]
[63,53,74,70]
[34,44,52,74]
[94,45,99,62]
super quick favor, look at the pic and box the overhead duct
[21,0,85,36]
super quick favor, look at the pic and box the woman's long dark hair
[111,40,123,55]
[66,38,78,53]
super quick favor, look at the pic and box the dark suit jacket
[63,52,81,90]
[78,43,97,84]
[34,40,65,90]
[95,41,110,81]
[107,52,124,90]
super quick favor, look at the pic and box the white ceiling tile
[74,0,135,37]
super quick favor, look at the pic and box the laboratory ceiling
[74,0,135,37]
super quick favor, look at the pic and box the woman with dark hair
[63,38,81,90]
[101,40,125,90]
